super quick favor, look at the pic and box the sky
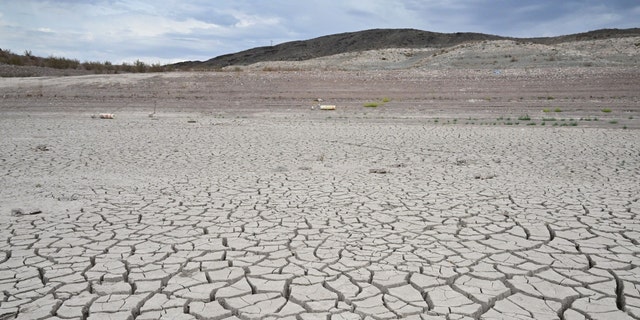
[1,0,638,64]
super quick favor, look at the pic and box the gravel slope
[234,36,640,71]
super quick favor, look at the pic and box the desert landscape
[1,29,640,320]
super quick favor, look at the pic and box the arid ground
[1,67,639,319]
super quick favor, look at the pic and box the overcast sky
[1,0,638,64]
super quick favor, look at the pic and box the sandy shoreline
[1,67,638,128]
[1,69,639,319]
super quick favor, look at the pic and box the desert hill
[172,29,506,69]
[2,27,638,77]
[173,28,640,70]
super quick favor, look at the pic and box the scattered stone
[11,208,42,216]
[474,173,497,180]
[34,144,50,152]
[389,163,406,168]
[369,168,389,174]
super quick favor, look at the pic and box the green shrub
[46,55,80,69]
[363,102,379,108]
[601,108,612,113]
[134,59,146,73]
[9,56,24,66]
[518,115,531,121]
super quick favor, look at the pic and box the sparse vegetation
[554,108,562,112]
[261,66,302,72]
[432,115,602,129]
[0,48,172,74]
[363,97,391,108]
[601,108,612,113]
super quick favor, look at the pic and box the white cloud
[226,11,280,28]
[105,15,221,38]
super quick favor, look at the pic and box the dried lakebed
[1,113,639,320]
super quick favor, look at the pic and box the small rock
[11,208,42,215]
[474,173,497,180]
[35,144,49,151]
[369,168,389,174]
[389,163,406,168]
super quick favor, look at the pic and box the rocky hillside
[173,28,640,69]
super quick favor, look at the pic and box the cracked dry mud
[1,115,639,320]
[1,70,640,320]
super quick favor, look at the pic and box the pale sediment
[0,69,639,319]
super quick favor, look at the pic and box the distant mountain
[172,28,640,69]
